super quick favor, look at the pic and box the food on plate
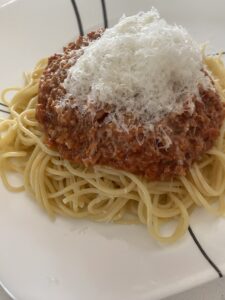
[1,9,225,243]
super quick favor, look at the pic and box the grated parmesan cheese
[63,8,212,129]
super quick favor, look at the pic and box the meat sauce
[36,30,225,180]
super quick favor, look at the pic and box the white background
[1,278,225,300]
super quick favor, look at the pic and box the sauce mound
[36,10,225,180]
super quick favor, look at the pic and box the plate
[0,0,225,299]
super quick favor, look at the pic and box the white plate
[1,1,225,299]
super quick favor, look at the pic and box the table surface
[1,277,225,300]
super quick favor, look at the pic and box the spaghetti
[0,55,225,243]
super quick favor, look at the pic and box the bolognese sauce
[36,13,225,180]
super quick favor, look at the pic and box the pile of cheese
[64,8,212,128]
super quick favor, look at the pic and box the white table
[1,278,225,300]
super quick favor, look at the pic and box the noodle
[0,55,225,243]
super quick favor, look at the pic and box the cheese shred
[64,8,212,129]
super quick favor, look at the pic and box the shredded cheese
[63,8,212,129]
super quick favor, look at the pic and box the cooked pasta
[0,54,225,243]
